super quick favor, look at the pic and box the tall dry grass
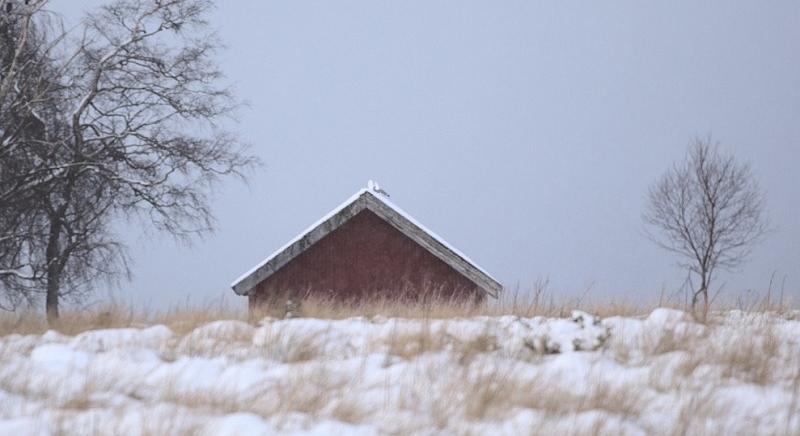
[0,289,797,435]
[0,297,248,337]
[0,280,795,337]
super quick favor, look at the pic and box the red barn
[231,182,501,309]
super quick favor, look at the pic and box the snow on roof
[368,188,499,284]
[230,188,368,289]
[230,182,501,297]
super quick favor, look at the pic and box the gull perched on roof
[367,179,390,197]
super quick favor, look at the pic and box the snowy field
[0,308,798,435]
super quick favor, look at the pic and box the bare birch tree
[1,0,256,321]
[0,0,61,308]
[644,137,767,320]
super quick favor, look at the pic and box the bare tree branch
[1,0,257,320]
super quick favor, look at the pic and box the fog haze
[55,1,800,307]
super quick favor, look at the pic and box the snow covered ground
[0,308,798,435]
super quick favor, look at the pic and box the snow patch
[1,309,797,435]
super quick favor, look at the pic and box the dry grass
[0,283,797,434]
[1,280,794,337]
[273,286,669,320]
[711,322,780,385]
[0,299,798,435]
[0,294,632,338]
[0,297,248,337]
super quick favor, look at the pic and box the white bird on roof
[367,179,390,197]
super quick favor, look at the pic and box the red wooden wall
[249,210,484,308]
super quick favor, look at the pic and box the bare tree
[1,0,256,321]
[644,137,767,319]
[1,1,125,316]
[0,0,61,306]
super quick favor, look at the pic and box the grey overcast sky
[55,1,799,308]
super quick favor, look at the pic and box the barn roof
[230,184,502,298]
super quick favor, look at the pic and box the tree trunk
[702,288,709,321]
[45,268,60,324]
[691,272,709,322]
[45,219,62,324]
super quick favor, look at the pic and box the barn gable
[231,185,502,298]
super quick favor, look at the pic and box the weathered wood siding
[249,210,484,308]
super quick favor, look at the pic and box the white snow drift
[0,308,798,435]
